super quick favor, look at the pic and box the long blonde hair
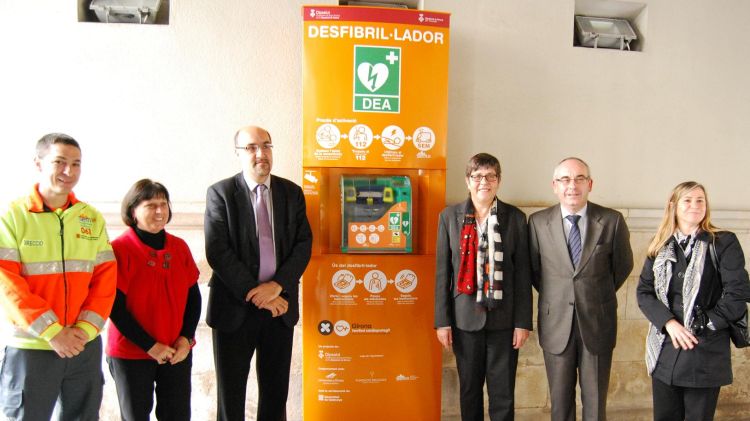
[647,181,721,257]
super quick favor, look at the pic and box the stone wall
[87,208,750,419]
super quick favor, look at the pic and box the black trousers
[107,354,192,421]
[652,377,720,421]
[452,327,518,421]
[212,311,294,421]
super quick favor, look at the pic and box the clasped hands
[49,326,88,358]
[147,336,192,365]
[246,281,288,317]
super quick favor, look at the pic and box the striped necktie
[566,215,582,267]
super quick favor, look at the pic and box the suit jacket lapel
[496,199,509,239]
[454,203,466,228]
[545,205,575,272]
[234,174,258,253]
[270,176,286,261]
[578,204,603,272]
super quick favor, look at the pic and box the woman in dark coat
[637,181,750,421]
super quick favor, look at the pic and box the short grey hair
[553,157,591,179]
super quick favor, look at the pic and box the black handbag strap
[709,238,719,273]
[708,238,729,305]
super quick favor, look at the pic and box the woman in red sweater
[106,179,201,421]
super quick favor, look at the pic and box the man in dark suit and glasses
[529,157,633,421]
[205,125,312,421]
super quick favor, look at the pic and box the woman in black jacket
[637,181,750,421]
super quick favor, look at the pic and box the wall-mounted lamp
[90,0,162,24]
[575,16,637,50]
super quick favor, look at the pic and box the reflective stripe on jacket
[0,185,116,350]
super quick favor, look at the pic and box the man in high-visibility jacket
[0,133,117,420]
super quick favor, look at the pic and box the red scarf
[455,198,504,308]
[456,221,478,295]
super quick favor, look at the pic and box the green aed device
[341,175,412,253]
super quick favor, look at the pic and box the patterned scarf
[456,198,504,309]
[645,237,706,374]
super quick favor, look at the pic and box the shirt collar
[674,228,704,246]
[561,203,588,219]
[242,173,271,194]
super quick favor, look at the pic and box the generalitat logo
[353,45,401,113]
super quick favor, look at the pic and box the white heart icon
[357,62,389,92]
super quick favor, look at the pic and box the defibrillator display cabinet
[341,175,412,253]
[301,6,450,420]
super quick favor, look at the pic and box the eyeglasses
[469,173,498,183]
[555,176,589,185]
[235,143,273,154]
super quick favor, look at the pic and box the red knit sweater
[106,228,199,359]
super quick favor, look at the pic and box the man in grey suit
[529,157,633,421]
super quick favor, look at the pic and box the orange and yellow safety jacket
[0,185,116,350]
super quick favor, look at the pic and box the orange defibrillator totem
[302,6,450,420]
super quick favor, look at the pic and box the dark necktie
[679,235,693,261]
[679,235,691,251]
[566,215,582,267]
[255,184,276,283]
